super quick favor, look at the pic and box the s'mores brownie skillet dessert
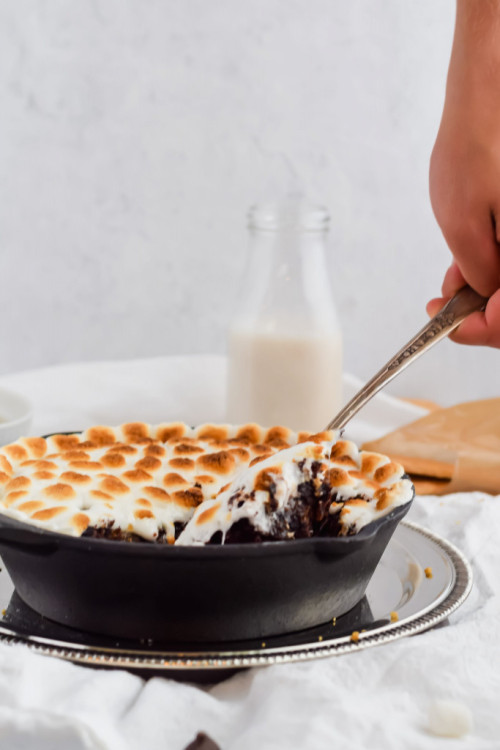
[0,422,414,545]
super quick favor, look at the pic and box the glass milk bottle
[226,202,343,432]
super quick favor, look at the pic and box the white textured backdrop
[0,0,498,405]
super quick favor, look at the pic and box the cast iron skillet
[0,492,413,643]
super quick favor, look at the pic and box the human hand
[426,263,500,346]
[429,0,500,347]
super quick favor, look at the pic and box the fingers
[426,297,446,318]
[424,264,465,319]
[436,204,500,298]
[426,289,500,347]
[441,262,466,299]
[450,289,500,346]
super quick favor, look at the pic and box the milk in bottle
[226,202,343,432]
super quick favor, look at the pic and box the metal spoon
[325,286,488,431]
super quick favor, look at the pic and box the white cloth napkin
[0,356,496,750]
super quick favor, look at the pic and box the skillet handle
[0,528,58,557]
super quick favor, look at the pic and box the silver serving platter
[0,522,472,681]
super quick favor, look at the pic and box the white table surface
[0,356,497,750]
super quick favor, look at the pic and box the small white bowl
[0,387,33,446]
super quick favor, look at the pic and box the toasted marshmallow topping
[0,423,321,541]
[177,439,413,545]
[0,423,413,544]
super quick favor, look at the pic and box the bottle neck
[232,208,340,336]
[246,225,330,301]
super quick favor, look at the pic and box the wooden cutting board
[362,398,500,495]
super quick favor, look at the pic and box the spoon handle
[325,286,488,431]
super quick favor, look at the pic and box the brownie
[82,521,187,543]
[183,732,221,750]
